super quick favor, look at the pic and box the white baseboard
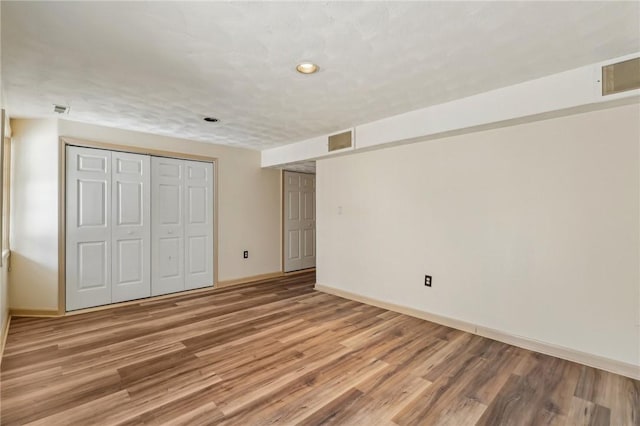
[216,271,284,288]
[216,268,315,288]
[0,313,11,365]
[315,283,640,380]
[9,309,59,317]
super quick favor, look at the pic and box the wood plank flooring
[1,272,638,425]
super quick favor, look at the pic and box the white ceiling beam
[262,52,640,168]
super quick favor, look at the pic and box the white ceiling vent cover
[602,57,640,96]
[328,130,353,152]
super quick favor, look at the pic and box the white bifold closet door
[66,147,112,311]
[152,157,214,296]
[151,157,184,296]
[111,151,151,303]
[184,161,214,290]
[66,146,151,311]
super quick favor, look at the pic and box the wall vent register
[602,57,640,96]
[328,130,353,152]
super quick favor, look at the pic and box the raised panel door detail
[187,236,207,274]
[302,176,313,188]
[159,184,181,225]
[78,154,107,173]
[303,229,315,258]
[187,165,207,180]
[78,180,107,227]
[288,191,300,220]
[159,163,181,178]
[288,230,300,260]
[78,241,108,290]
[303,191,314,221]
[159,237,181,279]
[116,182,142,225]
[187,187,206,224]
[117,158,142,174]
[116,239,143,284]
[287,174,299,186]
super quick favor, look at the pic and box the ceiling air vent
[328,130,352,152]
[53,104,70,114]
[602,57,640,96]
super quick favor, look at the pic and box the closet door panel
[184,161,214,290]
[77,241,108,290]
[66,146,112,311]
[116,239,143,283]
[152,157,185,296]
[187,236,207,274]
[159,237,182,278]
[111,152,151,303]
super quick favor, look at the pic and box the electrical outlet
[424,275,432,287]
[243,250,248,259]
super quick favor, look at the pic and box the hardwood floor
[1,271,638,425]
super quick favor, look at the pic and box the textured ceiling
[2,2,639,150]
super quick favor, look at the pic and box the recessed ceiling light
[296,62,319,74]
[203,117,219,123]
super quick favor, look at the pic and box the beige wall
[0,0,8,339]
[317,103,640,367]
[9,119,59,310]
[9,119,282,310]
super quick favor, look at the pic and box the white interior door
[151,157,185,296]
[111,152,151,303]
[66,146,112,311]
[184,160,214,290]
[283,171,315,272]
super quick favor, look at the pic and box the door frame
[58,137,218,315]
[281,170,316,273]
